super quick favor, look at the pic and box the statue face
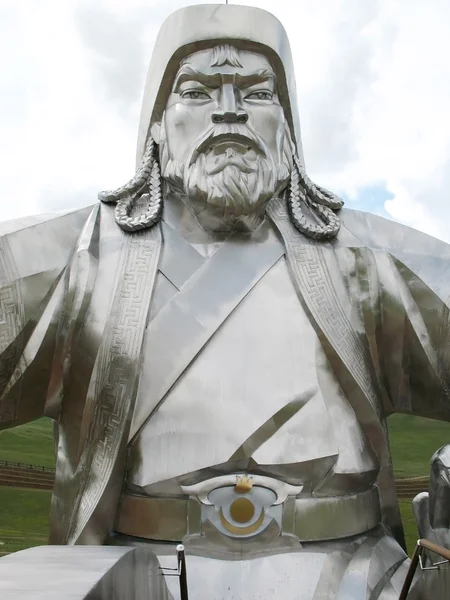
[158,46,292,231]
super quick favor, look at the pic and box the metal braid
[98,138,156,204]
[288,154,343,240]
[98,137,163,232]
[293,155,344,211]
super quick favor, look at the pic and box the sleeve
[0,207,92,430]
[340,209,450,422]
[376,244,450,421]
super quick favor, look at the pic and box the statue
[1,4,450,598]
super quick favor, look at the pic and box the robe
[1,198,450,550]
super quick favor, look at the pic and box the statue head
[157,44,292,231]
[99,4,343,238]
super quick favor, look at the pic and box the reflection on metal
[0,546,173,599]
[1,3,450,599]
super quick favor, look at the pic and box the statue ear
[150,121,162,144]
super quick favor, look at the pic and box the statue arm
[0,207,92,430]
[342,209,450,420]
[0,270,66,430]
[377,250,450,422]
[373,239,450,558]
[389,246,450,572]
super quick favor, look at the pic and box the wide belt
[116,482,381,544]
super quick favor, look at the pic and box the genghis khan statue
[1,4,450,599]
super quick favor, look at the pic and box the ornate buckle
[182,474,302,540]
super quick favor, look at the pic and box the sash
[129,232,285,441]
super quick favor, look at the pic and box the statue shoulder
[0,205,94,241]
[0,205,95,426]
[0,205,94,349]
[341,207,450,255]
[340,207,450,301]
[0,205,94,276]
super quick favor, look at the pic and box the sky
[1,0,450,241]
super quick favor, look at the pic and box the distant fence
[0,460,55,474]
[0,460,430,496]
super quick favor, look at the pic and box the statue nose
[212,111,248,124]
[212,83,248,124]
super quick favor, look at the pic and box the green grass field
[388,413,450,478]
[0,418,56,469]
[0,487,51,556]
[0,414,449,556]
[0,419,55,555]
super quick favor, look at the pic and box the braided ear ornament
[98,137,162,232]
[287,155,344,240]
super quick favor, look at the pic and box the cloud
[73,6,148,111]
[290,1,387,173]
[0,0,449,244]
[294,0,450,241]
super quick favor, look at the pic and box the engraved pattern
[0,237,25,422]
[65,225,161,543]
[268,199,381,420]
[0,238,24,352]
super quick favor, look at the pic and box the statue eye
[246,91,273,101]
[181,90,211,100]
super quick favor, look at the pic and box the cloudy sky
[1,0,449,241]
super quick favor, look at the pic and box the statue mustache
[187,123,267,169]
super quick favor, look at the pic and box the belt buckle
[182,474,302,542]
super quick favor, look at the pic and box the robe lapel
[129,230,285,441]
[62,205,162,544]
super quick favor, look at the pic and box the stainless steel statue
[1,4,450,598]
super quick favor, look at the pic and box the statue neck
[162,192,227,257]
[162,191,278,257]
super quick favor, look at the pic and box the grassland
[0,419,55,555]
[0,487,51,556]
[0,418,56,469]
[0,414,449,556]
[388,413,450,478]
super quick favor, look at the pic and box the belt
[116,475,381,544]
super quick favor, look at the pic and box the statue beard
[159,123,291,231]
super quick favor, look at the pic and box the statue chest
[127,258,377,494]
